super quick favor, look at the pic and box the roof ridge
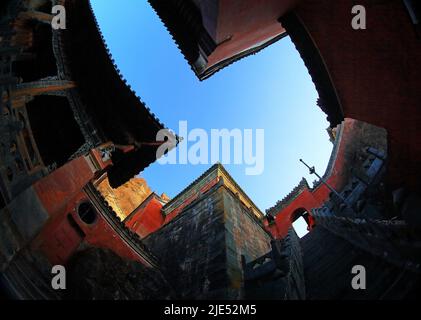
[162,163,220,210]
[266,178,309,216]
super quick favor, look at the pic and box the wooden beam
[10,80,76,98]
[19,11,54,25]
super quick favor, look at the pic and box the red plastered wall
[125,196,165,239]
[205,0,301,68]
[294,0,421,190]
[30,156,151,266]
[267,119,360,239]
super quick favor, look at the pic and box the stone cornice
[162,163,264,219]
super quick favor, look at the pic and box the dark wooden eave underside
[63,0,175,187]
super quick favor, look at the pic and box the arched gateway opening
[291,208,311,238]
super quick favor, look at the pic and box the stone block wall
[223,187,272,299]
[144,184,272,299]
[243,229,306,300]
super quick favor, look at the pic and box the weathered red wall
[125,175,222,239]
[32,188,148,265]
[265,189,320,238]
[206,0,296,68]
[125,196,165,238]
[32,157,95,216]
[122,177,221,240]
[294,0,421,191]
[204,0,420,189]
[267,119,375,238]
[29,155,151,266]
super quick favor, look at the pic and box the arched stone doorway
[291,207,313,238]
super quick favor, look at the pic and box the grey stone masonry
[144,184,272,299]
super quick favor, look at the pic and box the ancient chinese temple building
[1,0,421,300]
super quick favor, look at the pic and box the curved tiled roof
[147,0,216,79]
[266,178,310,217]
[59,0,179,187]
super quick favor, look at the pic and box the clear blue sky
[91,0,333,220]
